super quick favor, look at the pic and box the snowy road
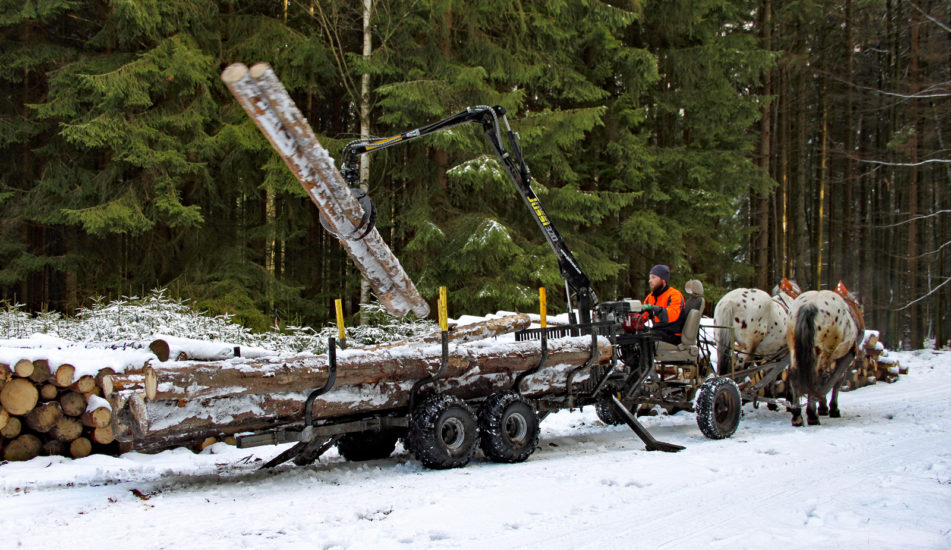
[1,350,949,549]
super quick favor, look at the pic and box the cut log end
[40,384,59,401]
[1,378,39,415]
[60,391,86,417]
[91,425,115,445]
[4,434,42,461]
[1,415,21,438]
[30,359,51,385]
[248,63,271,79]
[55,364,76,387]
[220,63,249,84]
[149,339,171,362]
[145,367,158,401]
[70,437,92,459]
[13,358,34,378]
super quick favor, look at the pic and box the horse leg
[806,396,820,425]
[818,397,829,416]
[829,386,841,418]
[787,388,804,427]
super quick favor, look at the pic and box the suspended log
[1,378,39,415]
[110,336,611,452]
[4,434,42,461]
[221,62,429,319]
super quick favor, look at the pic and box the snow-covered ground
[1,349,948,549]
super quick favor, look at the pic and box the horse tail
[794,303,818,395]
[714,300,733,374]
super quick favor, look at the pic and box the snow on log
[356,314,531,352]
[109,335,611,452]
[221,62,429,319]
[148,336,276,362]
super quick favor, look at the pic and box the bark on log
[60,391,86,417]
[221,62,429,318]
[1,378,39,415]
[4,433,42,461]
[24,401,63,433]
[13,358,33,378]
[70,437,92,459]
[29,359,51,385]
[50,416,83,442]
[1,415,21,438]
[110,335,607,403]
[110,336,611,452]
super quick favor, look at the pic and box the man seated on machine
[642,264,686,345]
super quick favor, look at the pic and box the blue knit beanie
[649,264,670,282]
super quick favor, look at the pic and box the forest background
[0,0,947,349]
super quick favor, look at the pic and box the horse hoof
[808,417,821,426]
[830,409,841,418]
[818,407,829,416]
[792,418,804,427]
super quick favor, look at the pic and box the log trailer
[233,103,743,470]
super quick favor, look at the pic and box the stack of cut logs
[0,316,612,461]
[842,331,905,391]
[1,359,117,461]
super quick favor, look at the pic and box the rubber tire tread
[336,430,401,462]
[595,398,624,426]
[478,391,540,463]
[407,394,478,470]
[696,376,742,439]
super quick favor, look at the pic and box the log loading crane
[338,105,598,325]
[336,105,710,456]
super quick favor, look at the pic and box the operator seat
[654,304,704,364]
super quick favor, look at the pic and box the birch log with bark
[220,62,429,319]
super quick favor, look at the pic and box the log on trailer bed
[108,335,613,452]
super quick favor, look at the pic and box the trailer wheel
[478,391,539,463]
[336,430,402,462]
[595,397,624,426]
[696,377,741,439]
[407,394,478,469]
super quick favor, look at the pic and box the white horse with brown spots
[786,284,865,426]
[714,279,801,375]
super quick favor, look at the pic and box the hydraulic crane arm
[341,105,597,323]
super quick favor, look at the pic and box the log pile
[1,359,122,461]
[1,314,612,459]
[842,330,903,391]
[104,315,613,453]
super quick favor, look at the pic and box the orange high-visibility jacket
[644,285,686,341]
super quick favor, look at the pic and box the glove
[642,304,658,315]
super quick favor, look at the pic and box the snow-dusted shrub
[0,289,436,354]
